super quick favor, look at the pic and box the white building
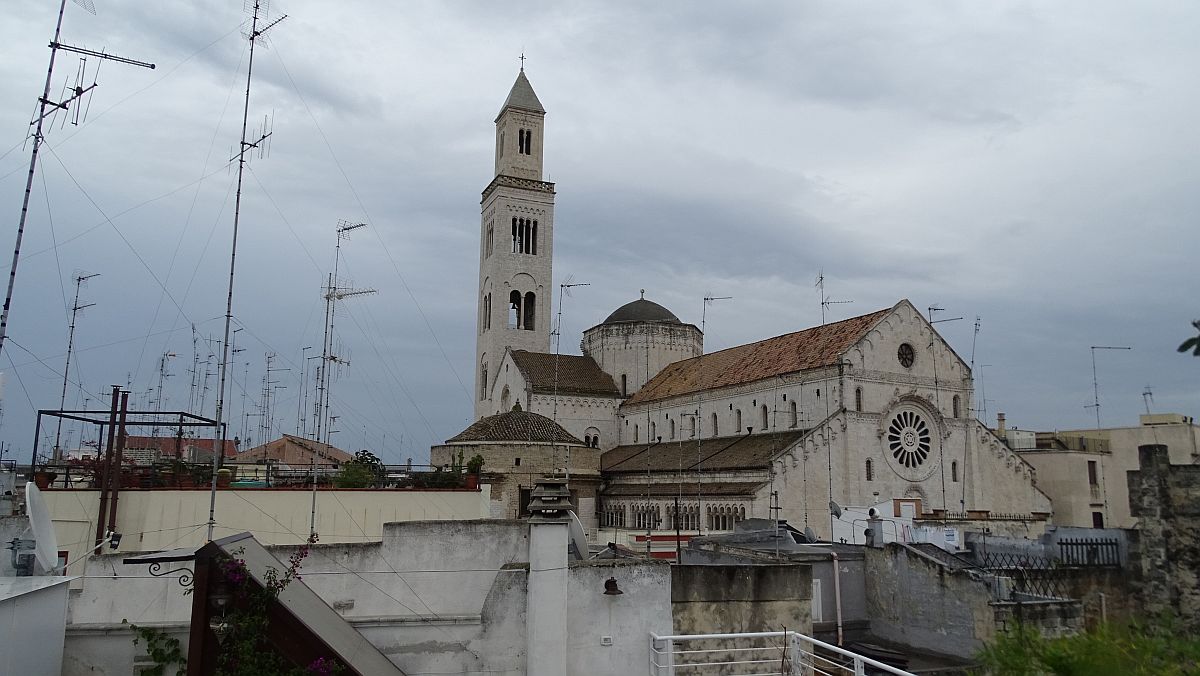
[465,69,1054,542]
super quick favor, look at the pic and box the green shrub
[975,617,1200,675]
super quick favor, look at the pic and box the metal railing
[649,631,917,676]
[980,551,1069,599]
[1057,537,1120,567]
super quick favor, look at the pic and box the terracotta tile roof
[447,410,585,445]
[602,481,766,498]
[601,430,805,473]
[510,350,621,397]
[238,435,353,464]
[122,435,239,458]
[624,308,891,406]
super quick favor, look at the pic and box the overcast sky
[0,0,1195,464]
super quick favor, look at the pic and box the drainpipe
[831,550,844,646]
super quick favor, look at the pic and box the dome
[603,295,680,325]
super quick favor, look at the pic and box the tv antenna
[551,277,590,426]
[51,271,99,461]
[696,293,731,533]
[313,221,375,446]
[209,0,287,542]
[1086,345,1131,429]
[815,270,852,325]
[1142,385,1155,416]
[0,0,152,363]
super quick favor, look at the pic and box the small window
[634,424,639,443]
[735,409,742,432]
[1087,460,1098,486]
[486,221,494,258]
[650,421,656,440]
[592,435,599,448]
[855,387,863,412]
[519,487,532,516]
[531,221,538,255]
[518,128,526,154]
[669,419,676,440]
[761,405,769,431]
[480,362,488,400]
[952,395,961,418]
[508,290,521,328]
[621,374,627,396]
[514,457,521,467]
[1092,511,1104,528]
[951,460,959,482]
[789,401,798,428]
[523,292,536,331]
[866,458,874,481]
[711,412,719,437]
[524,129,534,155]
[511,218,518,253]
[584,435,592,447]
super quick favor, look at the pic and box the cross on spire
[519,51,526,72]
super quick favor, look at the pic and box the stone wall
[1127,444,1200,628]
[671,564,813,636]
[864,543,1081,660]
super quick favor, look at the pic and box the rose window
[887,410,931,468]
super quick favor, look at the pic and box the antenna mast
[1087,345,1132,429]
[815,270,852,325]
[0,0,152,361]
[314,221,375,446]
[52,271,99,460]
[209,0,286,542]
[697,293,731,534]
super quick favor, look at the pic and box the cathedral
[446,69,1052,543]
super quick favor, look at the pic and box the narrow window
[516,218,525,253]
[592,434,600,448]
[1092,512,1104,528]
[866,458,874,481]
[1087,460,1098,486]
[711,412,719,436]
[621,374,627,396]
[670,419,676,440]
[789,401,798,428]
[650,421,656,440]
[486,221,494,258]
[499,132,504,157]
[525,129,533,154]
[634,424,639,443]
[952,395,961,418]
[687,416,695,438]
[523,292,536,331]
[485,294,492,330]
[584,435,591,447]
[761,405,769,431]
[855,387,863,412]
[951,460,959,482]
[531,221,538,255]
[735,409,742,432]
[511,218,518,253]
[509,290,521,329]
[480,362,488,400]
[514,457,521,467]
[518,129,526,154]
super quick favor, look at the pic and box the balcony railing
[649,631,917,676]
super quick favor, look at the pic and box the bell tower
[475,68,555,418]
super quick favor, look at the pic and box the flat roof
[0,576,74,602]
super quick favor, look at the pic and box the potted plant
[465,454,484,489]
[32,465,57,490]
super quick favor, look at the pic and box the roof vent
[527,477,573,521]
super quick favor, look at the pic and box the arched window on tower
[486,221,494,258]
[952,460,959,482]
[511,218,518,253]
[711,412,719,437]
[531,221,538,255]
[952,395,961,418]
[855,387,863,412]
[485,294,492,330]
[761,405,769,431]
[523,292,536,331]
[508,290,522,329]
[524,129,533,155]
[480,361,488,401]
[621,374,627,396]
[499,131,504,157]
[789,400,798,428]
[518,128,526,154]
[865,458,874,481]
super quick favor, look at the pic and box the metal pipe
[107,390,129,537]
[28,412,43,481]
[831,550,845,646]
[95,386,119,547]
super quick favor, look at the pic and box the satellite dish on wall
[567,510,589,561]
[25,482,60,574]
[803,526,817,544]
[828,500,843,519]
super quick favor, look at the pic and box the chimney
[525,477,571,676]
[997,413,1007,438]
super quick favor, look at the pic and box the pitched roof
[497,70,545,119]
[510,350,621,397]
[239,435,353,464]
[601,430,805,473]
[624,307,891,406]
[447,410,585,445]
[602,481,766,498]
[122,435,239,459]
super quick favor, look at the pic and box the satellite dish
[25,482,60,574]
[828,500,843,519]
[803,526,817,544]
[567,510,589,561]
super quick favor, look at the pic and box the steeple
[475,69,556,418]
